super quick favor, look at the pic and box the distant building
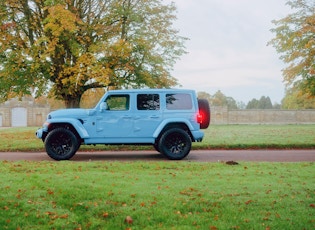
[0,97,50,127]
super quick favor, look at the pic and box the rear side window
[137,94,160,110]
[166,93,192,110]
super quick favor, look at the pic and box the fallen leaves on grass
[125,216,133,224]
[226,161,239,165]
[1,161,314,230]
[45,212,69,220]
[245,200,253,205]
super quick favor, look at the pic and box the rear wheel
[45,128,78,161]
[158,128,191,160]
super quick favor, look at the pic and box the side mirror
[100,102,108,112]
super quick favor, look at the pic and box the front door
[96,94,133,138]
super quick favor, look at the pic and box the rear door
[133,93,162,137]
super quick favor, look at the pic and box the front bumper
[36,128,44,139]
[36,125,49,139]
[36,122,50,139]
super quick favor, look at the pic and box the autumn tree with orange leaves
[0,0,186,108]
[269,0,315,99]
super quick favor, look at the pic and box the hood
[47,108,93,120]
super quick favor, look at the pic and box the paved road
[0,149,314,162]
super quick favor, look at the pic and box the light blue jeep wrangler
[36,89,210,160]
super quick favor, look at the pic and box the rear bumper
[191,130,204,142]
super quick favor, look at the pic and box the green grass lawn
[0,124,314,152]
[0,161,314,229]
[0,125,314,229]
[194,124,315,149]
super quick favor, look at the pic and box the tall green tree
[246,96,273,109]
[259,96,273,109]
[269,0,315,97]
[0,0,186,107]
[246,98,259,109]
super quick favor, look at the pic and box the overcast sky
[166,0,292,104]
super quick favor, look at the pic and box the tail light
[197,110,204,124]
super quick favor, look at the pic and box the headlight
[43,122,50,131]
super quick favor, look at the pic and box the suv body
[36,89,210,160]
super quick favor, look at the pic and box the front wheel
[45,128,78,161]
[158,128,192,160]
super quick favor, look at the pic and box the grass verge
[0,161,314,229]
[194,124,315,150]
[0,125,314,152]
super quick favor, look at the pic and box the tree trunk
[64,97,81,108]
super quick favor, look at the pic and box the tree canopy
[198,90,238,109]
[0,0,186,107]
[281,86,315,109]
[269,0,315,97]
[246,96,273,109]
[198,91,278,110]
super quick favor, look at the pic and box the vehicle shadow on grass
[72,151,167,161]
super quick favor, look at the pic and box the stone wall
[0,98,50,127]
[1,100,314,127]
[211,106,315,124]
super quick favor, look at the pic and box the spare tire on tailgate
[197,99,210,129]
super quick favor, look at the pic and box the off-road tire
[198,99,210,129]
[158,128,192,160]
[153,142,160,152]
[45,128,78,161]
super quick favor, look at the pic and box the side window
[166,93,192,110]
[105,95,130,111]
[137,94,160,110]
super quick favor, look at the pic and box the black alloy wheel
[158,128,192,160]
[45,128,78,160]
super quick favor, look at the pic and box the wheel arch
[48,123,80,140]
[45,119,89,142]
[154,122,193,143]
